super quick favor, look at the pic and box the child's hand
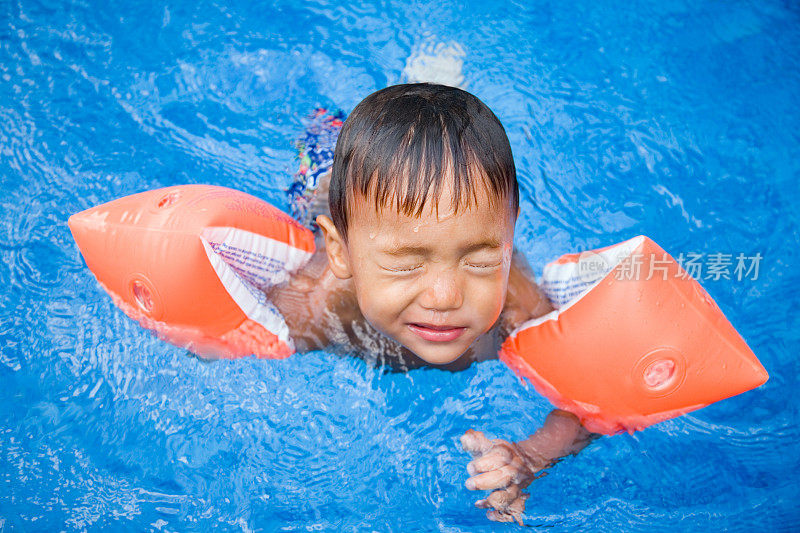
[461,411,595,525]
[460,430,547,525]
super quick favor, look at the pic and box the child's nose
[419,269,464,311]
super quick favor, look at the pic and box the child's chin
[413,347,466,366]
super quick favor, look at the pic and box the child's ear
[315,215,353,279]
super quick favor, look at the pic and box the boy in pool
[269,83,593,524]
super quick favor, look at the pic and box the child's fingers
[485,492,528,526]
[460,429,493,457]
[482,485,521,511]
[485,509,516,523]
[506,493,530,525]
[507,492,529,515]
[466,447,512,475]
[465,464,515,491]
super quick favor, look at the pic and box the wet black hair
[329,83,518,240]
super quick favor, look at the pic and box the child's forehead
[346,188,515,255]
[348,174,511,223]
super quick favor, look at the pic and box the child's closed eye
[381,263,424,273]
[465,260,502,269]
[463,252,504,271]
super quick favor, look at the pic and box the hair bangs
[329,83,518,240]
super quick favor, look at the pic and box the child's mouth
[407,323,466,342]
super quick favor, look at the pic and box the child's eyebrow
[381,245,430,257]
[461,238,503,254]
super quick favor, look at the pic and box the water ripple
[1,0,799,531]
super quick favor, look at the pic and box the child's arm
[461,410,596,524]
[466,253,596,524]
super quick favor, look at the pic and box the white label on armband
[201,227,313,289]
[199,227,314,349]
[540,236,644,310]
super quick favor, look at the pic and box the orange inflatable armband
[68,185,315,358]
[500,236,768,435]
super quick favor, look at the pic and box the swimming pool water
[1,0,798,530]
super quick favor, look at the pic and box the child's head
[316,83,519,365]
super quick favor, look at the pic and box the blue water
[1,0,798,530]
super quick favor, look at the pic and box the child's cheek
[471,273,507,322]
[356,272,413,325]
[502,245,513,269]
